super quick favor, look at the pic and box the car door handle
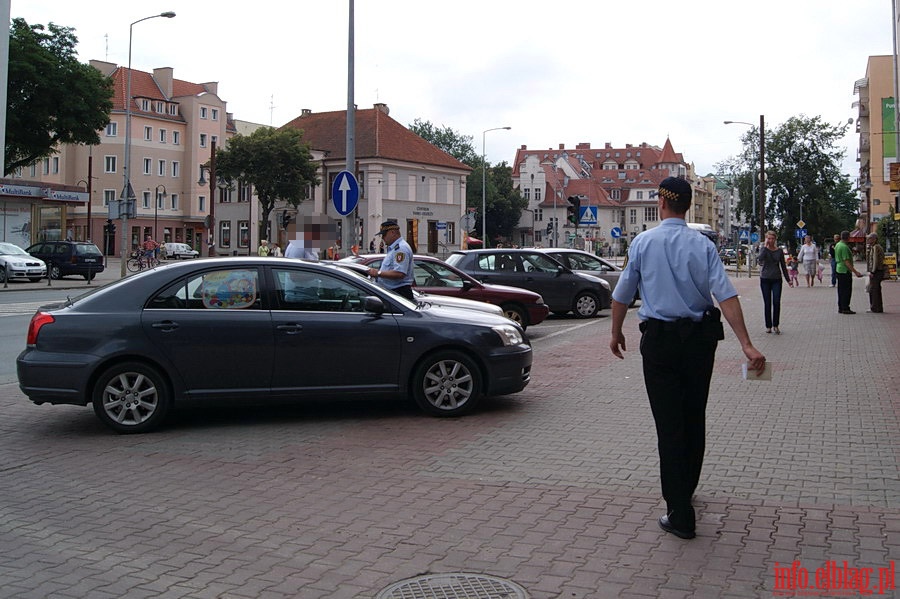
[151,321,179,332]
[276,323,303,334]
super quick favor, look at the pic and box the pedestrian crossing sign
[579,206,598,225]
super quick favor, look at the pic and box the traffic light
[546,222,553,235]
[105,219,116,234]
[566,195,581,226]
[281,211,291,229]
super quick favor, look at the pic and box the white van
[162,242,199,260]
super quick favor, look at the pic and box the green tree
[410,118,523,244]
[408,119,478,167]
[214,127,320,241]
[6,18,113,175]
[466,161,526,243]
[724,115,856,250]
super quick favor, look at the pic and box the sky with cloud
[14,0,895,178]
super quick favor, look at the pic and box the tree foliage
[722,115,856,250]
[408,118,478,167]
[214,127,320,241]
[411,118,523,245]
[6,18,114,175]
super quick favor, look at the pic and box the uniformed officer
[368,220,415,301]
[609,176,765,540]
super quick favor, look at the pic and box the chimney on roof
[153,67,174,98]
[605,143,612,149]
[90,60,116,77]
[559,143,565,150]
[626,144,632,149]
[576,142,590,150]
[301,109,312,117]
[373,103,390,115]
[520,144,528,150]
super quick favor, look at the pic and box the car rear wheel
[573,291,599,318]
[412,351,482,416]
[48,263,62,280]
[500,303,527,329]
[92,362,171,434]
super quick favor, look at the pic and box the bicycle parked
[126,249,160,272]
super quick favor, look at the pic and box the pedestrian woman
[796,235,818,287]
[758,231,792,334]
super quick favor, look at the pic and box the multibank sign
[0,183,88,203]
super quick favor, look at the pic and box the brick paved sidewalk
[0,273,896,598]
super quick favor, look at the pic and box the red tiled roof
[281,107,471,172]
[109,67,218,124]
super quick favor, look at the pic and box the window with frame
[610,189,621,200]
[168,104,178,116]
[636,191,644,200]
[104,156,117,173]
[105,122,118,137]
[534,188,542,201]
[42,158,50,174]
[211,108,219,121]
[172,131,180,145]
[644,206,658,221]
[200,133,207,148]
[629,209,637,224]
[104,190,115,206]
[523,188,531,201]
[272,268,368,312]
[158,160,166,176]
[51,157,59,174]
[140,99,149,111]
[211,135,218,147]
[143,158,152,175]
[220,221,231,248]
[200,107,208,119]
[170,193,178,210]
[155,101,164,113]
[238,220,250,247]
[535,208,543,222]
[172,161,180,178]
[159,129,167,143]
[143,126,152,141]
[149,269,261,310]
[140,191,150,209]
[199,196,206,212]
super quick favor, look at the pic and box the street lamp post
[198,139,227,257]
[121,11,176,277]
[154,184,167,244]
[725,116,766,276]
[482,126,511,247]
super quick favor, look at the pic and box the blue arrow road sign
[331,171,359,216]
[611,227,622,238]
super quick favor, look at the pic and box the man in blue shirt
[609,176,765,540]
[368,220,415,301]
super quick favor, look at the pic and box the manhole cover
[375,572,529,599]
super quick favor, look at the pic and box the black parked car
[25,240,105,280]
[444,249,611,318]
[17,257,532,433]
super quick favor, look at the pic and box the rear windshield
[74,244,102,257]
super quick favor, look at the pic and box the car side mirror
[461,280,474,291]
[363,295,385,314]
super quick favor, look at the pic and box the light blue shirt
[378,237,414,290]
[612,218,737,322]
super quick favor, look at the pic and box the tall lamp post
[482,126,511,247]
[725,116,766,276]
[154,184,167,244]
[121,11,176,277]
[198,139,227,257]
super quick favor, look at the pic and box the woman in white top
[795,235,818,287]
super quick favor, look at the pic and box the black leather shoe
[839,310,856,314]
[658,515,696,539]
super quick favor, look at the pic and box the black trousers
[836,272,852,312]
[640,320,718,529]
[868,270,884,312]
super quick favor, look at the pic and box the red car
[342,254,550,329]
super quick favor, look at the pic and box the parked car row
[24,240,104,281]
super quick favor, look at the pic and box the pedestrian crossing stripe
[579,207,598,225]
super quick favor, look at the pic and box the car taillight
[26,312,55,345]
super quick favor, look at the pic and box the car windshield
[0,243,28,256]
[559,253,612,272]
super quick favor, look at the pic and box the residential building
[6,61,240,256]
[512,139,701,253]
[280,104,472,256]
[854,54,897,234]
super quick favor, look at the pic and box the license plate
[85,258,96,263]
